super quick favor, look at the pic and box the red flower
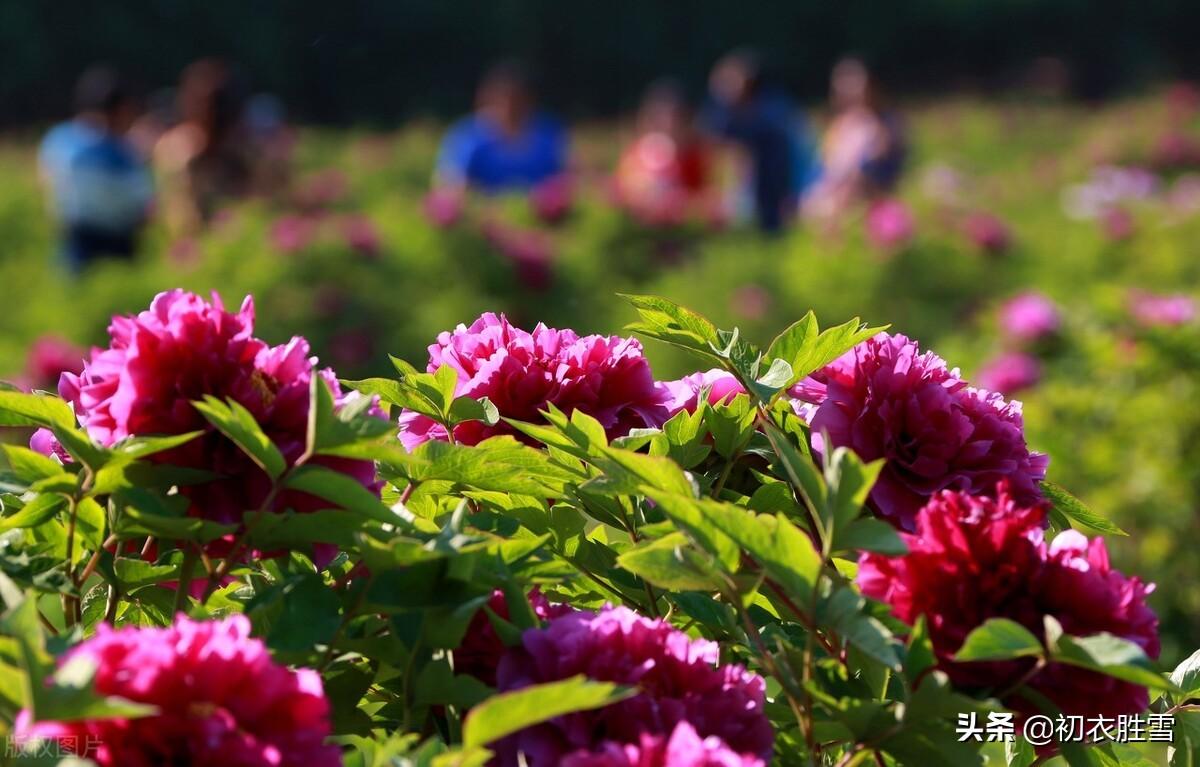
[858,485,1159,720]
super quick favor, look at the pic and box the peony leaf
[0,494,66,533]
[1040,482,1127,537]
[0,445,66,483]
[617,532,723,591]
[285,465,400,524]
[954,618,1044,661]
[462,675,635,749]
[1170,648,1200,700]
[0,390,76,430]
[1052,632,1182,693]
[193,395,287,479]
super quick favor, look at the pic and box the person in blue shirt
[39,66,153,272]
[435,63,568,194]
[703,50,818,233]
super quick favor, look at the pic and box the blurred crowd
[38,52,908,272]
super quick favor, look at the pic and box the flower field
[2,92,1200,765]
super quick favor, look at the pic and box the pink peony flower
[791,332,1047,530]
[398,313,669,448]
[338,214,381,257]
[494,605,772,766]
[269,214,319,254]
[14,614,340,767]
[858,485,1159,721]
[1100,206,1135,241]
[294,168,348,209]
[482,221,556,291]
[50,290,378,556]
[999,292,1061,344]
[1128,290,1197,327]
[659,369,746,416]
[455,589,573,687]
[530,175,574,223]
[975,352,1041,395]
[424,187,466,228]
[962,212,1012,255]
[730,284,771,321]
[24,336,83,392]
[865,198,914,249]
[561,722,765,767]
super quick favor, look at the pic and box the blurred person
[434,62,568,194]
[703,50,817,232]
[154,59,252,234]
[38,65,153,272]
[246,93,296,197]
[614,80,716,224]
[804,57,907,223]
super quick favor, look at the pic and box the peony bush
[0,289,1197,766]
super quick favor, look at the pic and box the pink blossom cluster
[15,615,340,767]
[493,605,773,766]
[46,290,379,556]
[398,313,669,448]
[791,332,1048,530]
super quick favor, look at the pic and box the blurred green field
[2,94,1200,669]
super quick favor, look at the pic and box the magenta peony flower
[530,175,574,223]
[424,187,466,228]
[494,605,772,766]
[791,332,1047,530]
[660,369,745,416]
[294,168,348,209]
[999,292,1061,343]
[455,589,573,687]
[561,722,765,767]
[51,290,378,555]
[14,614,340,767]
[1100,206,1135,241]
[975,352,1041,395]
[865,198,914,249]
[24,335,83,392]
[1129,290,1197,327]
[730,284,771,321]
[269,214,319,254]
[858,485,1159,721]
[398,313,669,448]
[962,212,1012,255]
[337,214,381,257]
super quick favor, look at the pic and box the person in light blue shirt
[39,66,153,272]
[435,63,568,194]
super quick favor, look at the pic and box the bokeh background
[3,0,1200,669]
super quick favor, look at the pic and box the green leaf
[1040,482,1127,536]
[954,618,1044,661]
[1,446,66,483]
[648,491,820,600]
[619,293,721,360]
[835,518,907,555]
[1052,631,1181,693]
[462,675,634,749]
[448,396,500,427]
[767,314,884,384]
[0,494,67,533]
[617,533,722,591]
[1170,648,1200,701]
[0,391,76,429]
[114,487,235,542]
[264,573,344,652]
[285,465,399,524]
[193,396,287,479]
